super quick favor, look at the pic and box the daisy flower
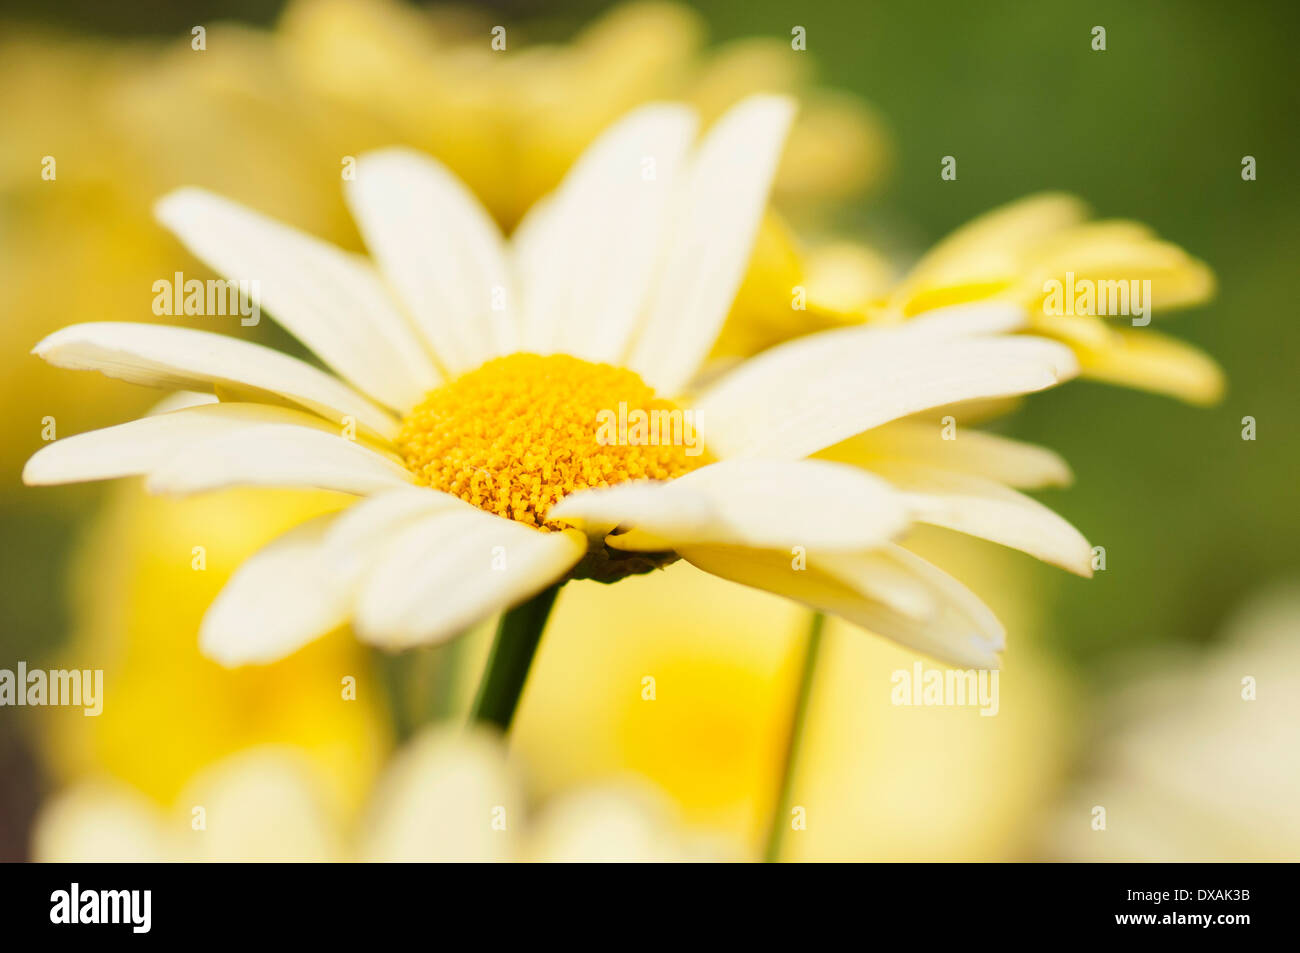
[26,95,1087,725]
[869,193,1222,404]
[753,192,1221,405]
[1,2,882,485]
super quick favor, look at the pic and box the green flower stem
[764,610,826,863]
[470,582,563,731]
[425,637,465,722]
[375,648,416,742]
[375,638,467,740]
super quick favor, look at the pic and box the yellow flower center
[398,353,706,531]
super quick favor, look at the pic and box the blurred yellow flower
[39,467,386,811]
[867,193,1223,405]
[35,727,741,861]
[276,0,889,228]
[711,193,1221,408]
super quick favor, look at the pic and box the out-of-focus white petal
[526,782,741,862]
[177,749,345,862]
[360,727,522,862]
[319,486,468,589]
[354,507,585,649]
[33,781,175,862]
[200,514,351,666]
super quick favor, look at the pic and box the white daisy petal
[512,103,698,361]
[628,94,797,395]
[819,419,1073,489]
[819,544,1007,656]
[145,424,412,497]
[319,486,468,589]
[360,727,521,863]
[682,542,1005,668]
[146,390,219,414]
[200,515,350,666]
[23,402,338,486]
[346,149,516,374]
[33,782,175,862]
[551,459,908,552]
[889,299,1029,339]
[694,326,1078,459]
[33,322,398,439]
[355,510,586,649]
[156,188,439,411]
[816,549,940,620]
[548,480,711,542]
[873,461,1094,576]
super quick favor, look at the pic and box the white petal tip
[734,92,799,121]
[353,619,455,653]
[355,145,426,164]
[21,452,56,487]
[1049,465,1076,488]
[1052,349,1082,382]
[30,329,65,359]
[197,626,258,669]
[153,186,208,226]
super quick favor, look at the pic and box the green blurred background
[1,0,1296,860]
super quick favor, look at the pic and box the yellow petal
[898,280,1019,318]
[1024,229,1216,314]
[710,213,812,356]
[713,213,891,357]
[686,38,889,201]
[688,38,807,117]
[802,241,897,318]
[1077,328,1225,405]
[893,193,1089,311]
[1028,310,1119,350]
[774,90,891,202]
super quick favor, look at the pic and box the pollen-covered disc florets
[398,353,706,530]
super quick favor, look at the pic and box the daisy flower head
[26,95,1089,694]
[864,193,1223,405]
